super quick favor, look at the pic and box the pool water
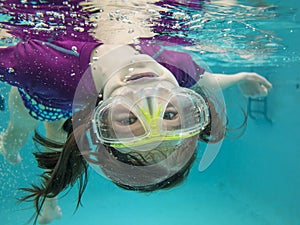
[1,0,300,225]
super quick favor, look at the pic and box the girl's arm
[194,71,272,98]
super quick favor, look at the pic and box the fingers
[249,83,269,98]
[245,73,273,97]
[238,72,273,98]
[253,73,273,89]
[259,84,269,97]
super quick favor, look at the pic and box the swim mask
[91,86,210,152]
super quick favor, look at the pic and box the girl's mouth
[124,73,158,83]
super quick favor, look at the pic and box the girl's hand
[236,72,272,98]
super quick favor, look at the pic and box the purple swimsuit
[0,0,205,121]
[0,40,100,120]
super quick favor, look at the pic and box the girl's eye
[119,116,137,125]
[163,110,178,120]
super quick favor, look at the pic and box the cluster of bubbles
[0,0,97,41]
[0,0,299,66]
[147,2,300,67]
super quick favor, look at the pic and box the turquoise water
[1,0,300,225]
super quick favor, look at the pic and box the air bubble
[128,28,134,33]
[36,12,44,18]
[192,14,201,20]
[134,45,141,51]
[7,68,15,73]
[133,38,140,45]
[72,46,78,52]
[173,12,187,20]
[74,26,84,32]
[147,9,157,14]
[92,56,99,61]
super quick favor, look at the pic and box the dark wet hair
[105,145,197,192]
[19,119,88,224]
[20,90,227,224]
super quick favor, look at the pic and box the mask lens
[161,100,182,132]
[93,87,209,147]
[95,99,148,142]
[162,91,207,135]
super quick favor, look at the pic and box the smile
[124,73,158,83]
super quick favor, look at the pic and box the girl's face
[91,50,207,152]
[99,66,180,151]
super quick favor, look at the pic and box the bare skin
[0,87,66,223]
[1,87,37,164]
[37,198,62,225]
